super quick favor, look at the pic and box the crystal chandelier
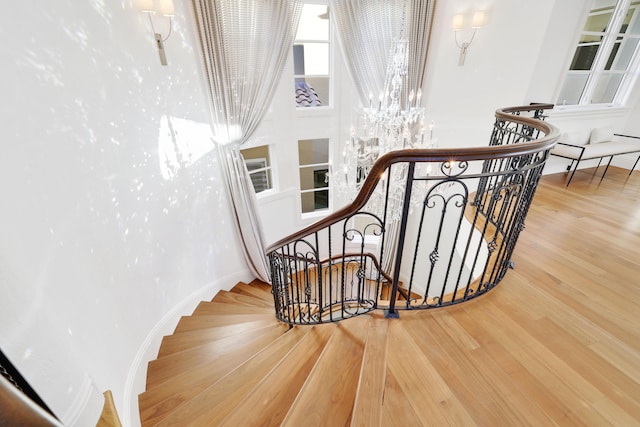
[332,39,436,212]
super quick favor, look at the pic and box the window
[298,138,330,213]
[294,3,330,107]
[558,0,640,106]
[240,145,273,194]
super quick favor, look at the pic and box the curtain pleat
[191,0,303,282]
[331,0,435,105]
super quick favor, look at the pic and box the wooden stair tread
[386,320,476,426]
[248,279,272,293]
[218,324,336,426]
[401,309,551,425]
[192,301,272,315]
[351,315,389,427]
[213,289,273,308]
[173,313,274,333]
[140,327,305,426]
[281,316,370,426]
[231,282,273,302]
[157,318,278,358]
[151,327,311,427]
[380,368,423,427]
[146,324,288,388]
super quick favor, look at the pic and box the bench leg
[595,157,603,174]
[600,156,614,181]
[566,160,581,186]
[630,154,640,176]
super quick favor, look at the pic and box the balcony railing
[266,104,559,325]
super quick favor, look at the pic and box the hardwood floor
[140,167,640,426]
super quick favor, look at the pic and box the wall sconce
[136,0,175,66]
[453,11,485,66]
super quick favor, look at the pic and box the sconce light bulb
[158,0,175,16]
[472,11,486,29]
[135,0,154,12]
[452,14,464,31]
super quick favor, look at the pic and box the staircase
[138,104,562,425]
[139,280,442,426]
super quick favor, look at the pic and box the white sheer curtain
[331,0,435,105]
[330,0,436,274]
[191,0,303,282]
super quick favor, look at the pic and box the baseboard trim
[61,373,102,426]
[121,269,253,427]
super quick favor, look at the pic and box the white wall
[421,0,561,147]
[0,1,249,425]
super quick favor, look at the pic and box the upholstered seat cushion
[551,141,640,160]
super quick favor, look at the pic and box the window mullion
[581,0,631,104]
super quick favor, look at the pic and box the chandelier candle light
[333,39,436,209]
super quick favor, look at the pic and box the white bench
[550,127,640,186]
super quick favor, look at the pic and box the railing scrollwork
[266,104,559,325]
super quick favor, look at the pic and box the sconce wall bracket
[136,0,174,66]
[154,33,168,66]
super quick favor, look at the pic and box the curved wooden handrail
[266,105,560,254]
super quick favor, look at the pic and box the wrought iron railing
[266,104,559,324]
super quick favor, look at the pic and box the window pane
[314,190,329,210]
[627,6,640,34]
[296,4,329,41]
[294,3,331,109]
[557,73,589,105]
[299,166,328,191]
[295,76,329,107]
[295,78,322,107]
[298,138,329,165]
[584,10,613,32]
[294,43,329,75]
[248,169,272,193]
[605,41,621,69]
[298,137,330,214]
[301,190,329,213]
[610,38,639,70]
[241,145,272,193]
[570,44,601,70]
[241,145,270,167]
[592,72,624,103]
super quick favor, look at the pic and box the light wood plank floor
[141,166,640,426]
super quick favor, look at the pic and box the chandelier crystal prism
[332,38,436,209]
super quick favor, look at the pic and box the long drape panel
[330,0,436,274]
[330,0,435,105]
[191,0,303,282]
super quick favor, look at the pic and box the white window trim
[294,1,334,111]
[558,0,640,108]
[241,145,276,196]
[298,139,331,216]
